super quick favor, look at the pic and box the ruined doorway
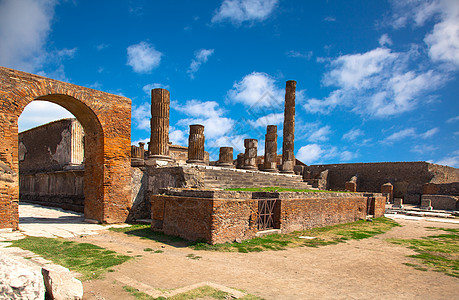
[0,67,132,229]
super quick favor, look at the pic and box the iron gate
[257,199,277,230]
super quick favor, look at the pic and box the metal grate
[257,199,277,230]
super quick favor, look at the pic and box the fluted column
[263,125,277,172]
[218,147,234,168]
[281,80,296,173]
[243,139,258,170]
[149,88,171,159]
[187,124,205,164]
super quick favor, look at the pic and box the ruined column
[281,80,296,173]
[236,153,244,169]
[187,124,205,164]
[218,147,234,168]
[243,139,258,170]
[131,142,145,167]
[263,125,277,172]
[149,88,171,160]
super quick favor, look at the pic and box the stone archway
[0,66,132,229]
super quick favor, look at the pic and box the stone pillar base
[130,158,145,167]
[262,168,278,173]
[146,156,174,167]
[186,159,206,165]
[242,166,258,170]
[217,163,235,168]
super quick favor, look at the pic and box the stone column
[131,142,145,167]
[218,147,234,167]
[243,139,258,170]
[282,80,296,173]
[187,124,205,164]
[149,88,171,159]
[381,183,394,203]
[236,153,244,169]
[263,125,277,172]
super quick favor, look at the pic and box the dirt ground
[79,216,459,300]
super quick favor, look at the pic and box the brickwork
[0,66,131,228]
[305,162,459,204]
[151,189,384,244]
[421,195,459,210]
[423,182,459,196]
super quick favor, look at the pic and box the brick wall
[305,162,459,204]
[0,66,131,228]
[151,190,385,244]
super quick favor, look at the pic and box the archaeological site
[1,66,459,244]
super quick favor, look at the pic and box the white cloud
[142,83,170,95]
[127,41,162,73]
[378,34,393,46]
[169,127,187,145]
[18,100,74,132]
[305,48,445,117]
[174,99,224,118]
[446,115,459,123]
[212,0,278,25]
[296,144,324,165]
[0,0,56,72]
[132,103,150,131]
[342,128,364,141]
[248,113,283,128]
[340,151,356,162]
[227,72,284,107]
[420,127,439,139]
[436,153,459,167]
[383,128,416,143]
[131,138,149,146]
[324,16,336,22]
[188,49,214,79]
[308,125,332,142]
[411,144,438,154]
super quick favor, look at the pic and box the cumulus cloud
[383,127,439,144]
[127,41,162,73]
[248,113,283,128]
[296,144,324,165]
[18,101,74,132]
[132,103,150,131]
[0,0,56,72]
[227,72,284,107]
[169,126,187,145]
[342,128,364,141]
[212,0,278,25]
[436,151,459,167]
[305,48,445,117]
[307,125,332,142]
[188,49,214,79]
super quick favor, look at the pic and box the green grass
[122,285,263,300]
[225,187,348,193]
[388,227,459,278]
[192,217,400,253]
[9,237,131,280]
[109,224,190,247]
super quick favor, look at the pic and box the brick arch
[0,67,132,229]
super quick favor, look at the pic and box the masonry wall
[151,190,385,244]
[19,170,84,212]
[305,162,459,204]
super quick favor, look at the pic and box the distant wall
[305,162,459,204]
[19,170,84,212]
[19,118,84,174]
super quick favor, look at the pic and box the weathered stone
[420,198,433,210]
[187,125,205,164]
[263,125,278,172]
[42,265,83,300]
[242,139,258,170]
[218,147,234,167]
[0,254,45,299]
[381,182,394,203]
[393,198,403,208]
[236,153,244,169]
[282,80,296,173]
[345,181,357,192]
[149,88,171,159]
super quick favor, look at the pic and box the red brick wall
[0,66,131,228]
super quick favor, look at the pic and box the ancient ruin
[1,66,458,244]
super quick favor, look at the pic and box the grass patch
[122,285,262,300]
[225,187,348,193]
[186,254,202,260]
[9,236,131,280]
[110,224,190,247]
[192,217,399,253]
[388,227,459,278]
[144,248,153,252]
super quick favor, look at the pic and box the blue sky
[1,0,458,167]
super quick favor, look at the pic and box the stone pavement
[0,202,128,242]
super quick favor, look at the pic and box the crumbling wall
[305,162,459,204]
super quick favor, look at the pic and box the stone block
[392,198,403,208]
[420,198,433,210]
[42,265,83,300]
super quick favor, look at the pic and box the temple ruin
[1,66,458,244]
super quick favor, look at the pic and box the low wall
[151,190,385,244]
[423,182,459,196]
[421,195,459,210]
[19,170,84,212]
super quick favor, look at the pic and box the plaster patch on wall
[49,128,72,165]
[18,142,27,161]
